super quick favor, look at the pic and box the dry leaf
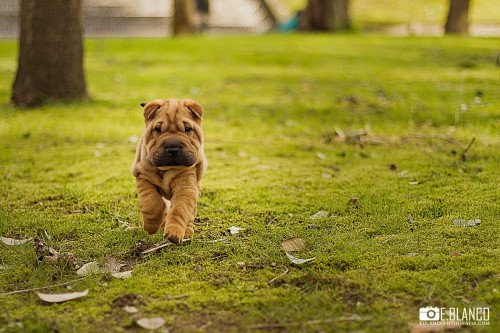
[36,289,88,303]
[32,237,77,267]
[1,236,32,246]
[34,238,60,263]
[105,256,124,274]
[123,305,139,314]
[228,226,244,235]
[281,237,307,252]
[310,211,329,220]
[316,152,327,159]
[285,252,316,265]
[112,270,133,279]
[59,253,78,267]
[76,262,100,276]
[136,317,165,330]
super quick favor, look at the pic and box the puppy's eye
[185,127,192,133]
[154,125,162,133]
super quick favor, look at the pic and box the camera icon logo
[419,307,441,321]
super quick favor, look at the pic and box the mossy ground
[0,34,499,332]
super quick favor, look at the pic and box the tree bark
[299,0,350,31]
[445,0,470,35]
[299,0,332,31]
[332,0,350,30]
[12,0,87,108]
[173,0,195,36]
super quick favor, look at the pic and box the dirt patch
[112,293,146,308]
[127,238,154,257]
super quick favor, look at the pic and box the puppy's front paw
[184,225,194,239]
[163,225,185,244]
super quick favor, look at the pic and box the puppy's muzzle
[166,146,181,156]
[152,137,196,169]
[164,138,183,156]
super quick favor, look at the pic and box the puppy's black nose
[166,147,181,156]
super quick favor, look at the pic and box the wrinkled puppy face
[141,98,203,169]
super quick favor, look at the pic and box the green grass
[0,34,499,332]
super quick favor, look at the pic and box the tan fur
[131,98,207,243]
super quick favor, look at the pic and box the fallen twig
[140,242,173,255]
[140,238,191,255]
[165,294,189,300]
[197,238,228,244]
[412,135,476,153]
[463,137,476,154]
[268,267,289,285]
[1,277,88,296]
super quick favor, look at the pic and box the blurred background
[1,0,499,38]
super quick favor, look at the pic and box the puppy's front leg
[136,178,166,234]
[163,173,199,243]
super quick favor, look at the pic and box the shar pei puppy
[131,98,207,243]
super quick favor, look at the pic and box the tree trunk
[299,0,350,31]
[195,0,210,31]
[445,0,470,35]
[332,0,350,30]
[12,0,87,108]
[173,0,195,36]
[299,0,331,31]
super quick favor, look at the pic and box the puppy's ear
[184,99,203,119]
[141,99,165,121]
